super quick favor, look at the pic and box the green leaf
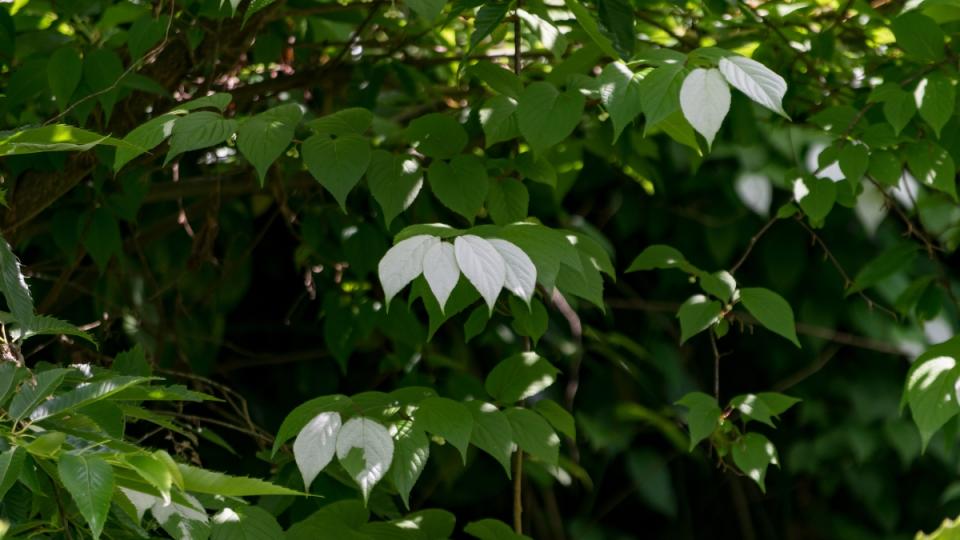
[175,92,233,112]
[164,111,238,164]
[83,49,123,119]
[892,11,945,62]
[464,305,490,343]
[114,114,179,171]
[468,61,522,99]
[126,452,174,502]
[677,295,722,344]
[465,400,514,476]
[0,447,25,500]
[486,179,529,225]
[868,150,902,186]
[428,155,489,224]
[58,453,114,540]
[907,141,957,200]
[307,107,373,137]
[211,505,284,540]
[0,239,33,327]
[237,103,302,184]
[699,270,736,303]
[21,315,97,347]
[485,352,559,404]
[627,244,700,274]
[596,0,635,59]
[848,242,919,295]
[29,376,148,422]
[839,143,869,187]
[415,396,472,462]
[627,449,676,517]
[272,394,353,457]
[916,73,955,138]
[739,287,799,347]
[904,336,960,449]
[504,406,560,465]
[367,150,424,226]
[0,362,25,408]
[82,208,122,273]
[406,113,467,159]
[533,398,575,440]
[0,124,131,156]
[468,3,510,54]
[517,82,585,153]
[883,88,917,136]
[128,14,167,60]
[48,47,82,111]
[793,174,836,224]
[639,63,686,133]
[389,420,429,508]
[556,250,606,310]
[676,392,721,451]
[493,222,582,291]
[509,296,548,345]
[598,62,642,142]
[336,417,394,502]
[242,0,277,24]
[480,95,520,148]
[514,152,556,187]
[303,134,372,210]
[113,344,151,376]
[407,0,445,20]
[26,431,66,457]
[8,368,71,422]
[561,0,619,60]
[179,464,303,496]
[731,433,778,493]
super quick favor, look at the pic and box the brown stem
[513,450,524,534]
[729,213,779,275]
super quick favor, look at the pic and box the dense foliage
[4,0,960,538]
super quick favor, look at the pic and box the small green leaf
[428,155,489,224]
[838,143,869,187]
[793,175,836,224]
[302,134,372,210]
[367,150,424,226]
[406,113,467,159]
[237,103,302,184]
[517,82,585,153]
[916,73,955,138]
[598,61,642,141]
[638,63,686,133]
[211,505,283,540]
[469,61,522,99]
[415,397,473,462]
[504,406,560,465]
[892,11,945,62]
[485,351,559,404]
[58,453,114,540]
[883,88,917,136]
[307,107,373,137]
[82,208,122,273]
[848,242,919,295]
[677,295,722,344]
[272,394,353,457]
[465,518,531,540]
[486,179,529,225]
[676,392,721,451]
[0,239,34,327]
[699,270,736,302]
[509,296,548,345]
[739,287,799,347]
[479,95,520,148]
[8,368,71,422]
[114,114,179,171]
[731,433,778,493]
[465,400,514,476]
[389,420,429,508]
[179,464,303,496]
[164,111,238,164]
[534,398,576,440]
[904,336,960,449]
[627,244,700,274]
[868,150,902,186]
[47,48,82,111]
[907,141,957,200]
[0,447,25,500]
[406,0,444,20]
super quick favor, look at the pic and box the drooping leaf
[904,336,960,449]
[534,398,576,440]
[236,103,302,184]
[676,295,722,344]
[504,406,560,465]
[336,417,395,503]
[485,352,559,404]
[48,47,82,111]
[389,420,430,508]
[454,235,507,312]
[464,400,514,476]
[679,68,730,149]
[367,150,425,226]
[0,239,33,327]
[676,392,721,451]
[916,73,955,138]
[731,433,779,493]
[302,133,372,210]
[639,62,686,133]
[164,111,238,164]
[415,396,472,462]
[58,453,114,540]
[739,287,800,347]
[517,81,585,153]
[379,235,439,306]
[891,11,945,62]
[293,411,342,491]
[718,55,789,118]
[428,155,489,223]
[422,242,460,311]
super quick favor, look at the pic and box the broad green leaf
[676,392,721,451]
[517,81,585,153]
[48,47,82,111]
[597,0,635,59]
[677,295,722,344]
[793,175,836,224]
[598,62,642,142]
[839,143,869,187]
[428,155,489,223]
[494,223,582,291]
[179,464,302,496]
[718,55,789,118]
[293,411,342,491]
[561,0,620,59]
[114,114,178,170]
[113,344,151,376]
[556,249,606,310]
[336,417,395,503]
[731,433,778,492]
[406,113,467,159]
[128,14,167,60]
[464,304,491,342]
[415,396,472,462]
[21,315,96,347]
[883,88,917,135]
[465,400,513,476]
[8,368,71,422]
[699,271,736,303]
[904,336,960,448]
[0,124,132,156]
[509,296,548,345]
[892,11,945,62]
[164,111,238,164]
[151,493,211,539]
[82,208,122,273]
[679,68,730,149]
[0,362,24,408]
[394,509,456,540]
[0,239,33,327]
[454,235,507,311]
[367,150,425,226]
[534,398,576,440]
[504,406,560,465]
[272,394,352,456]
[627,244,700,274]
[29,376,148,422]
[479,95,520,148]
[469,61,522,99]
[868,150,902,186]
[174,92,232,112]
[236,103,302,184]
[486,352,559,404]
[211,506,282,540]
[126,452,174,503]
[58,453,114,539]
[468,3,510,54]
[0,447,25,500]
[757,392,802,416]
[514,152,556,187]
[307,107,373,137]
[379,235,439,306]
[303,133,372,210]
[916,73,955,137]
[627,449,676,517]
[407,0,444,20]
[25,431,66,457]
[390,420,430,508]
[907,141,957,200]
[639,62,686,133]
[486,179,529,225]
[848,242,919,295]
[83,48,123,119]
[739,287,799,347]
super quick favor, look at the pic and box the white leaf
[679,68,730,149]
[855,181,887,237]
[377,235,439,305]
[454,235,507,312]
[487,239,537,304]
[120,489,157,522]
[336,417,394,503]
[293,412,342,492]
[718,56,789,119]
[151,493,209,525]
[734,173,772,217]
[422,242,460,311]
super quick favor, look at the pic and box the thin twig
[710,331,721,401]
[513,450,524,534]
[729,214,779,275]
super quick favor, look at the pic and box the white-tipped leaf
[293,412,342,492]
[422,242,460,311]
[487,239,537,305]
[454,235,507,312]
[378,235,439,305]
[336,417,394,503]
[679,68,730,149]
[718,56,789,118]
